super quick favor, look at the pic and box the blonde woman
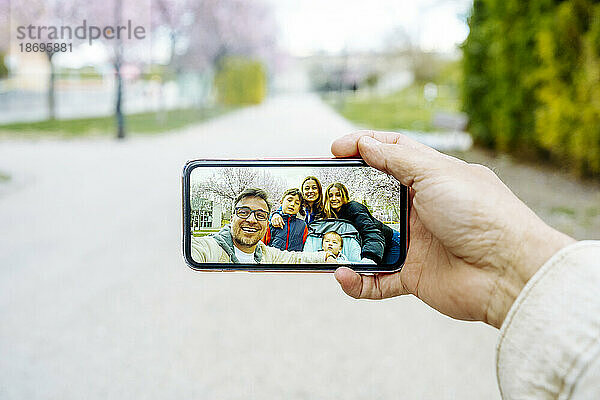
[325,182,402,265]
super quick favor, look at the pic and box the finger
[334,267,409,300]
[357,135,453,188]
[332,130,465,188]
[331,130,433,158]
[272,216,283,228]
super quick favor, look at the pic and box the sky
[266,0,473,55]
[13,0,473,69]
[192,166,328,189]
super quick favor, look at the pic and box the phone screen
[182,160,408,272]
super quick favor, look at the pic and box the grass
[585,207,600,218]
[324,82,461,133]
[0,106,234,138]
[550,206,577,217]
[193,230,219,237]
[0,171,10,182]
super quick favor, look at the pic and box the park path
[0,93,500,399]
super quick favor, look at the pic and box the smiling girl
[324,182,402,265]
[299,176,325,224]
[270,176,326,229]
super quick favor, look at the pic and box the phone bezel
[182,158,409,273]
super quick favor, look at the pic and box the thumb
[357,135,432,187]
[334,267,410,300]
[334,267,365,298]
[356,133,466,188]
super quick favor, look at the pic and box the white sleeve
[496,241,600,399]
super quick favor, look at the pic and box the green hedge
[0,52,8,79]
[214,57,267,105]
[463,0,600,176]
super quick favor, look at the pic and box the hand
[325,251,338,263]
[271,213,284,229]
[331,130,575,329]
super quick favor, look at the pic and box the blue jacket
[264,212,308,252]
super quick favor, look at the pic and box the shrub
[462,0,600,176]
[214,57,267,105]
[0,52,8,79]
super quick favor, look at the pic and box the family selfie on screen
[189,169,405,267]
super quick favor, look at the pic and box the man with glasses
[192,188,337,264]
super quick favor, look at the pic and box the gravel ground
[3,92,575,399]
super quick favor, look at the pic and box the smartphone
[182,159,409,273]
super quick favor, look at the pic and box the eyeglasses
[234,206,269,221]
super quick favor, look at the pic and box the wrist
[487,217,575,329]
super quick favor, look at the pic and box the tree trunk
[157,31,177,122]
[115,59,125,139]
[47,53,56,120]
[114,0,125,139]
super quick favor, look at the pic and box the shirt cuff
[496,240,600,399]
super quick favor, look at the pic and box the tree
[314,167,404,220]
[192,168,286,211]
[151,0,201,114]
[85,0,151,139]
[0,0,8,78]
[10,0,82,119]
[152,0,200,73]
[359,169,405,221]
[462,0,600,176]
[112,0,126,138]
[314,167,366,199]
[151,0,278,72]
[150,0,279,110]
[0,0,9,50]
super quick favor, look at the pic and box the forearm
[269,248,327,264]
[299,251,328,264]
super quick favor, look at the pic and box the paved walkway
[0,93,500,399]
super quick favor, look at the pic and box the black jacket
[335,201,393,263]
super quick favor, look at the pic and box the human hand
[332,130,575,328]
[271,213,284,228]
[325,251,338,263]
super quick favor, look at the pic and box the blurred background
[1,0,599,399]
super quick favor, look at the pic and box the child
[322,231,348,262]
[263,188,308,251]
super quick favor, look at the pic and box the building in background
[191,198,223,232]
